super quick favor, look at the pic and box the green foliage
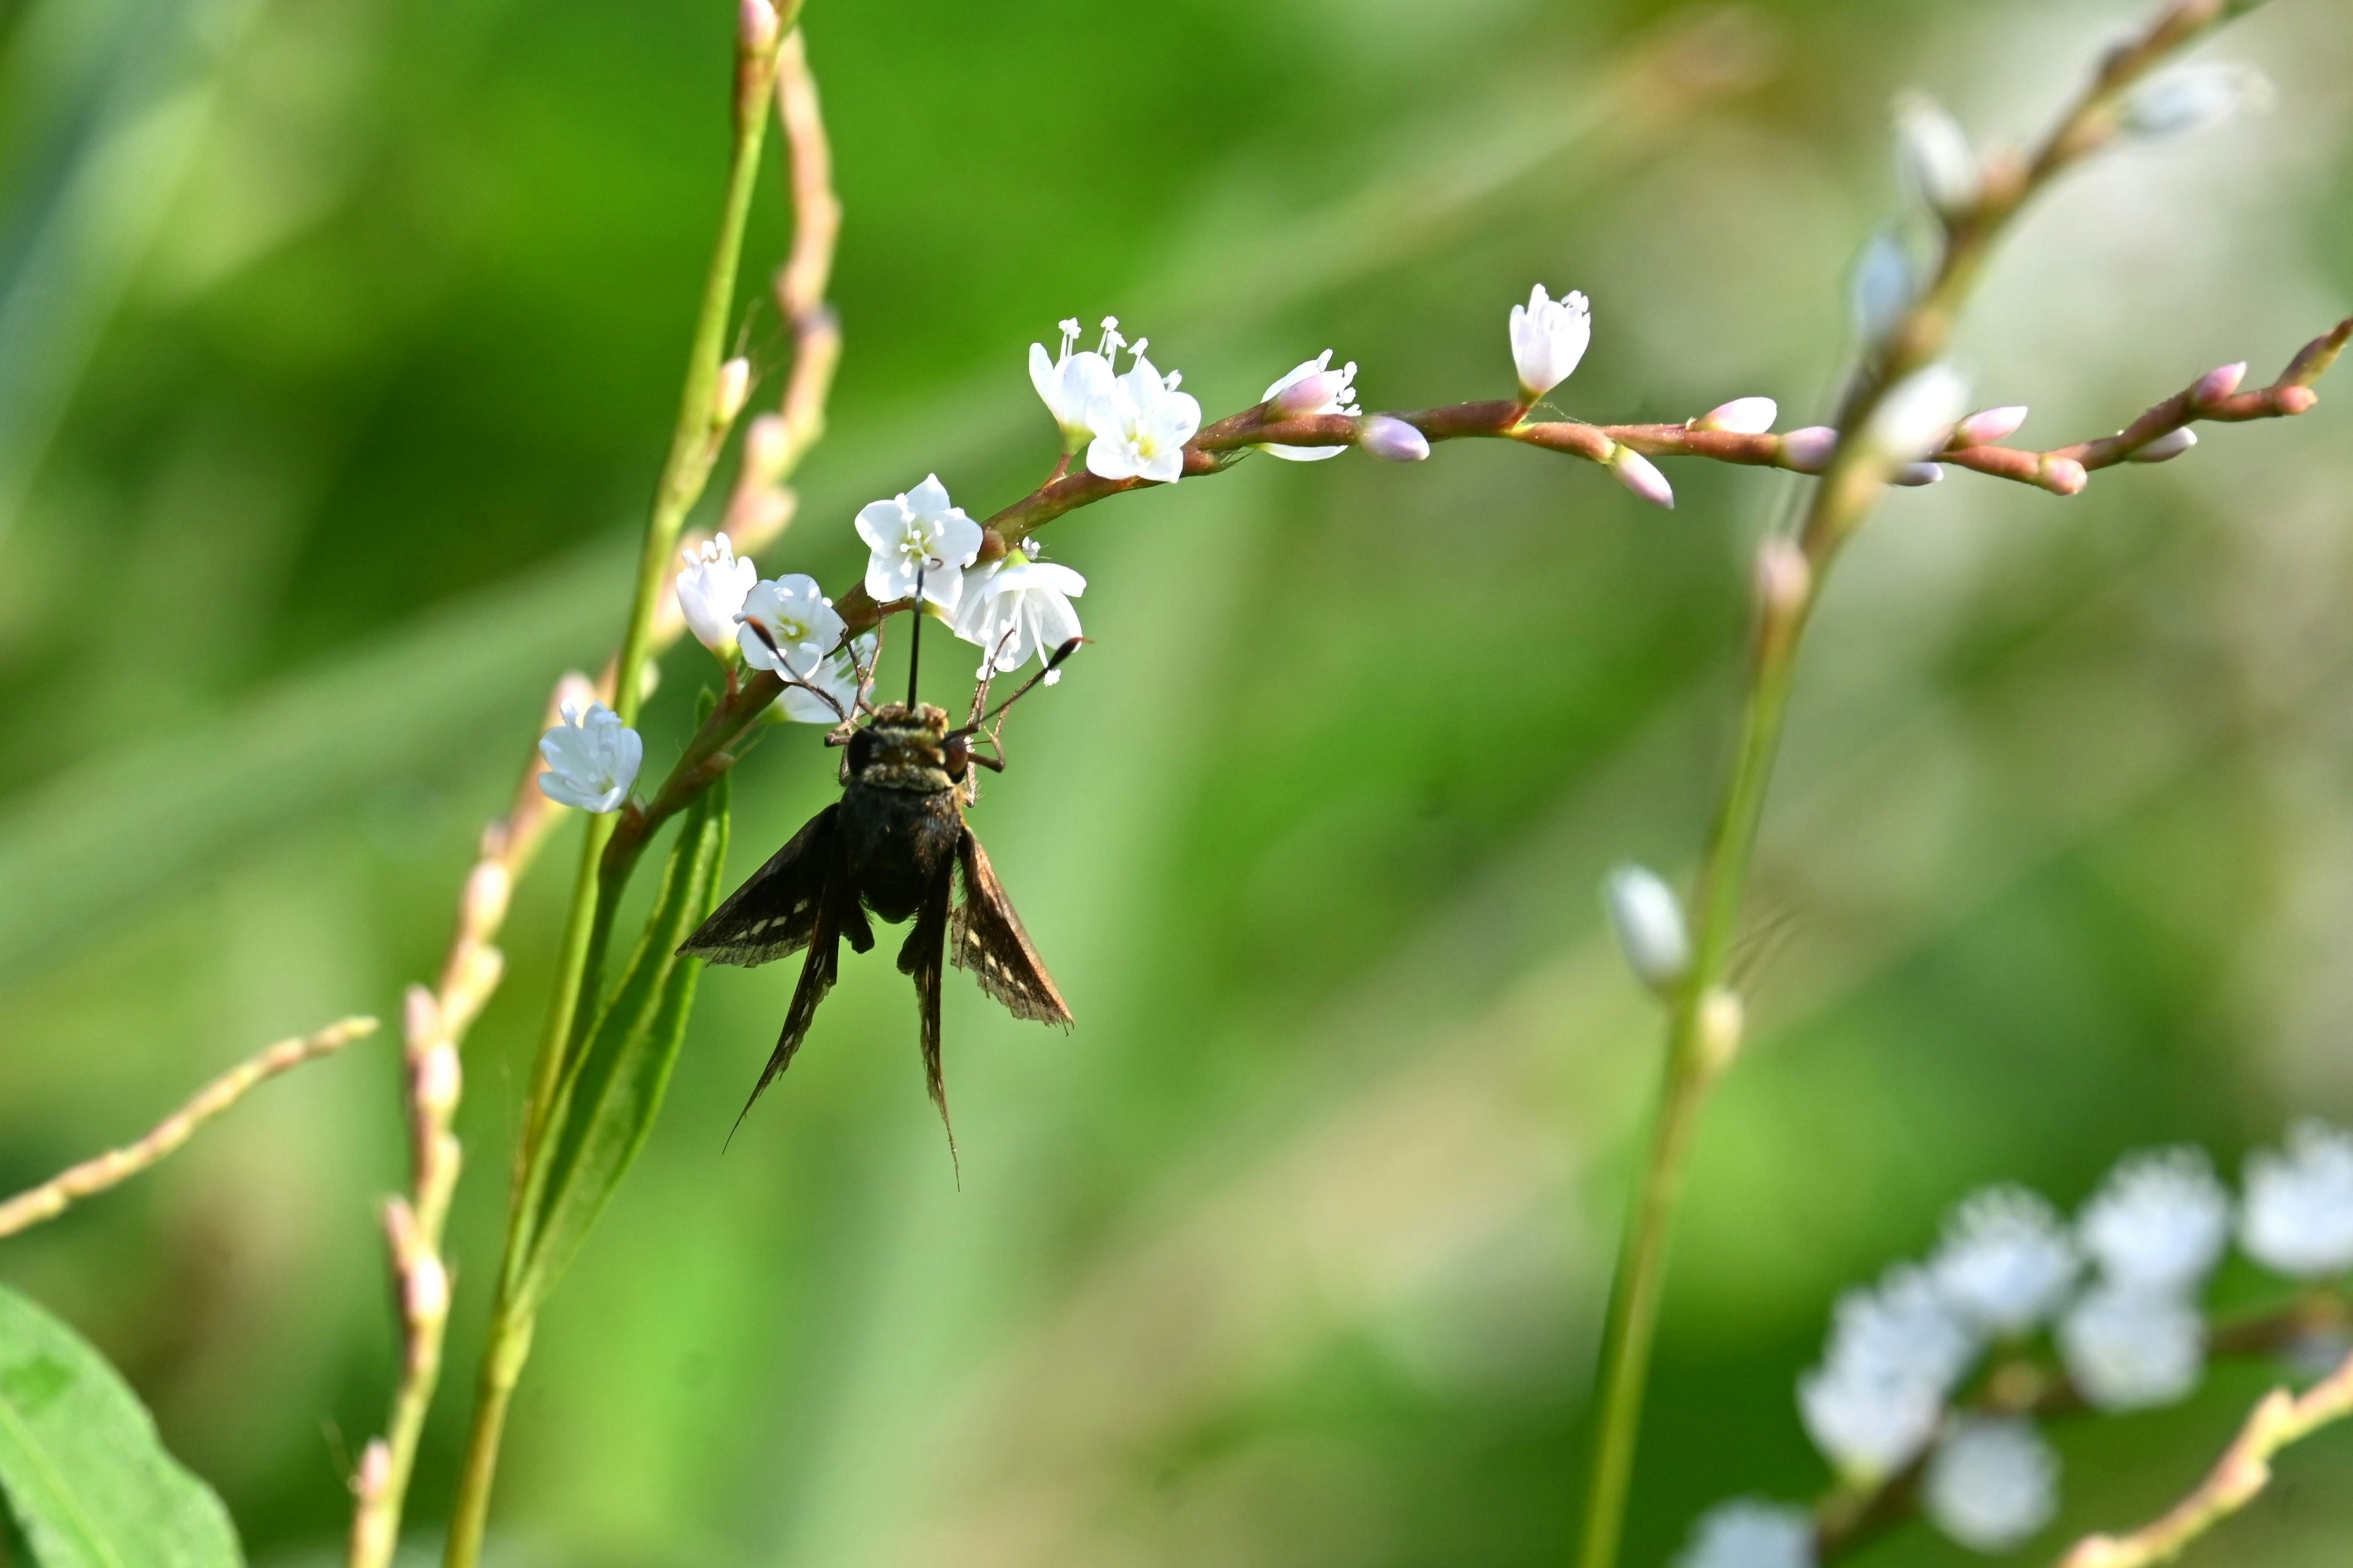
[0,1284,241,1568]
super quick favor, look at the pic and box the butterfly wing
[896,858,957,1162]
[950,828,1072,1027]
[729,824,859,1133]
[680,804,839,968]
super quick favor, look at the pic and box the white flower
[1868,364,1971,461]
[1603,865,1689,993]
[1798,1357,1946,1481]
[1258,350,1360,461]
[675,532,759,655]
[855,474,984,613]
[1030,317,1118,452]
[1894,91,1978,216]
[1826,1265,1982,1392]
[952,550,1085,676]
[2078,1147,2232,1295]
[737,572,846,679]
[1850,229,1915,347]
[2121,62,2274,140]
[2241,1121,2353,1279]
[1923,1418,2059,1554]
[1930,1186,2080,1336]
[1084,343,1201,485]
[536,702,642,814]
[776,634,873,725]
[1509,285,1591,401]
[1673,1499,1816,1568]
[2059,1285,2204,1412]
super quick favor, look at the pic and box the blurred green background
[2,0,2352,1562]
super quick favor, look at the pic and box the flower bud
[1609,446,1676,510]
[403,983,442,1049]
[357,1439,393,1499]
[1851,229,1916,347]
[2120,62,2273,140]
[2129,426,2198,463]
[1696,396,1778,434]
[1267,368,1351,420]
[743,412,791,480]
[404,1252,450,1326]
[713,356,752,425]
[1358,414,1429,462]
[1756,538,1812,624]
[1868,363,1971,460]
[1695,986,1746,1079]
[1603,864,1691,993]
[1893,461,1946,486]
[738,0,780,55]
[1894,91,1979,218]
[414,1041,463,1122]
[2042,457,2088,496]
[1779,426,1838,473]
[463,861,512,934]
[2190,362,2246,406]
[1954,405,2028,445]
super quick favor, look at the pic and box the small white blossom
[2120,62,2275,140]
[1030,317,1118,452]
[1697,397,1778,434]
[1798,1357,1946,1481]
[675,532,759,655]
[952,550,1085,676]
[776,634,873,725]
[1931,1186,2080,1336]
[1923,1418,2059,1554]
[2059,1284,2204,1411]
[2241,1121,2353,1279]
[1509,285,1591,402]
[1894,91,1979,216]
[1868,364,1971,461]
[855,474,984,613]
[1084,340,1201,485]
[1673,1499,1816,1568]
[1827,1265,1982,1392]
[737,572,846,679]
[1258,350,1360,461]
[536,702,642,814]
[2078,1147,2232,1296]
[1851,230,1915,346]
[1603,865,1689,992]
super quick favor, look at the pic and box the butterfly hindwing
[897,858,957,1160]
[680,803,839,968]
[950,828,1072,1027]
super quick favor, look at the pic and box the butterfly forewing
[951,830,1072,1026]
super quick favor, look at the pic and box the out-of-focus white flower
[1610,446,1676,509]
[2059,1285,2205,1411]
[1697,397,1778,434]
[1673,1499,1817,1568]
[855,475,983,613]
[1259,350,1360,461]
[1798,1357,1946,1482]
[2241,1121,2353,1279]
[1031,317,1119,452]
[2078,1147,2232,1295]
[1800,1265,1980,1480]
[1923,1418,2059,1554]
[1954,406,2028,445]
[1931,1186,2080,1336]
[536,703,642,813]
[1851,229,1915,347]
[952,550,1085,676]
[675,532,759,655]
[1085,341,1201,485]
[1603,865,1689,993]
[1359,415,1429,461]
[1828,1265,1982,1392]
[1509,285,1591,402]
[1895,91,1979,216]
[776,634,873,725]
[2120,62,2275,140]
[737,572,846,678]
[2129,427,2199,463]
[1868,364,1972,461]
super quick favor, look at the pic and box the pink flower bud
[1610,447,1675,510]
[2129,427,2198,463]
[414,1041,463,1121]
[403,984,441,1049]
[2042,458,2088,495]
[404,1252,450,1325]
[357,1439,393,1498]
[738,0,779,55]
[1696,396,1778,434]
[2191,362,2246,406]
[1756,539,1811,620]
[713,357,752,425]
[1892,461,1946,487]
[463,862,512,934]
[1779,426,1838,473]
[1267,369,1350,420]
[1358,415,1429,462]
[1955,405,2029,445]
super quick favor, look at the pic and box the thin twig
[2056,1340,2353,1568]
[0,1017,377,1241]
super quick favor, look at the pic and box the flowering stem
[1570,7,2272,1567]
[436,14,790,1565]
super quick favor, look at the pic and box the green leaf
[0,1284,242,1568]
[515,775,730,1305]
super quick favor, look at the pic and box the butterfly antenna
[955,637,1086,737]
[906,562,925,709]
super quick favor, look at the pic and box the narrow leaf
[0,1284,242,1568]
[517,776,729,1304]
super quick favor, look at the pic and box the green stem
[438,22,784,1566]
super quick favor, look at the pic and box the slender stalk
[1570,6,2264,1565]
[436,15,789,1564]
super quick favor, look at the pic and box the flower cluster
[1678,1126,2353,1567]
